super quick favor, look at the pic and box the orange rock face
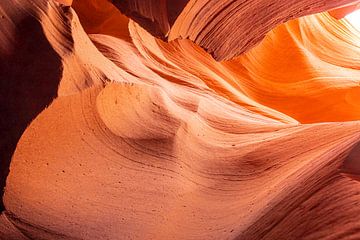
[115,0,360,60]
[1,0,360,239]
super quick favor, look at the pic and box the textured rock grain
[1,0,360,239]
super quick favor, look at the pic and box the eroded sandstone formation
[1,0,360,239]
[114,0,360,60]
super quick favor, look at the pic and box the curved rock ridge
[1,0,360,239]
[330,2,360,19]
[114,0,360,60]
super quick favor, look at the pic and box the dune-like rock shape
[1,0,360,239]
[115,0,360,60]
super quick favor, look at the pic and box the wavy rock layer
[1,0,360,239]
[114,0,360,60]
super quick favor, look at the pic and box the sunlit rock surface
[1,0,360,239]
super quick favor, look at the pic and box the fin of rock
[115,0,360,60]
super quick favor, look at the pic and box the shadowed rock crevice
[112,0,189,39]
[0,15,62,211]
[341,141,360,181]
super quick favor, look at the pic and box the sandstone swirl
[1,0,360,239]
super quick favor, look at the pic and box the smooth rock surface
[1,0,360,239]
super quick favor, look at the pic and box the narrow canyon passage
[1,0,360,239]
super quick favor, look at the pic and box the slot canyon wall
[1,0,360,239]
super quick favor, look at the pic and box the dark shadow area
[113,0,189,39]
[0,16,62,211]
[166,0,189,26]
[341,141,360,181]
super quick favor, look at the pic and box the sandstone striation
[114,0,360,60]
[1,0,360,239]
